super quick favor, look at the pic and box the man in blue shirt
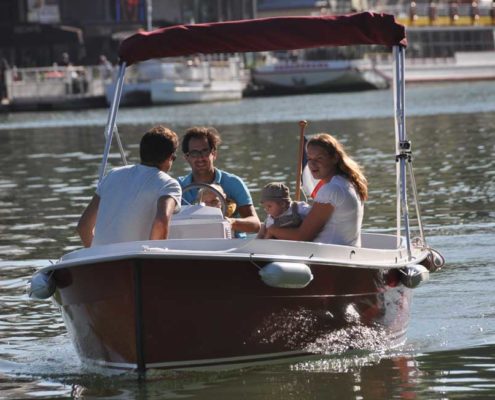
[178,126,260,238]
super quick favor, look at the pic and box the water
[0,81,494,399]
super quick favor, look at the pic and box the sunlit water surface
[0,81,494,399]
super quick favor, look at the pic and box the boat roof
[119,12,407,66]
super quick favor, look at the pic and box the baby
[257,182,310,239]
[197,184,237,217]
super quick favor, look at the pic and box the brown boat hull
[52,257,410,370]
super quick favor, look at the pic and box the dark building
[0,0,256,68]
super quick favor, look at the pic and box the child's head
[260,183,291,218]
[197,184,226,209]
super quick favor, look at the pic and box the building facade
[1,0,256,68]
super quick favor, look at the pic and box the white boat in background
[250,58,389,94]
[106,57,247,106]
[375,51,495,83]
[3,65,107,111]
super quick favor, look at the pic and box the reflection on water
[0,83,494,398]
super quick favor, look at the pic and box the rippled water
[0,81,494,398]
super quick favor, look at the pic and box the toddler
[257,182,310,239]
[197,184,236,217]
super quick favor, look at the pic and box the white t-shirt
[313,175,363,247]
[265,201,311,228]
[93,164,181,246]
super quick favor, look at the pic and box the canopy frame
[97,13,425,257]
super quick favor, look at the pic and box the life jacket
[273,202,303,228]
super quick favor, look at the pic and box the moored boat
[106,57,247,107]
[375,50,495,83]
[30,12,444,373]
[3,65,107,111]
[250,58,389,94]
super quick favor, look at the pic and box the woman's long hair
[308,133,368,201]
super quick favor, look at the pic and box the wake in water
[305,324,390,355]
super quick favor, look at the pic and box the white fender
[400,264,429,289]
[259,262,313,289]
[29,271,56,299]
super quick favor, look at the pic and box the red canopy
[119,12,407,66]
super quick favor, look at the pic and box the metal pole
[393,46,412,259]
[113,124,128,166]
[98,62,126,185]
[146,0,152,31]
[393,46,401,247]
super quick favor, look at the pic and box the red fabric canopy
[119,12,407,65]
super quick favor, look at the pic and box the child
[197,184,237,218]
[257,182,310,239]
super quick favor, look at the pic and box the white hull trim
[80,350,311,371]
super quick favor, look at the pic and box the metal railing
[4,65,112,101]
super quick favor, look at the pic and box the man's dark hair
[181,126,222,154]
[140,125,178,166]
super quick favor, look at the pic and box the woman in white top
[266,133,368,247]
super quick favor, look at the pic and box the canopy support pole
[98,62,127,185]
[393,45,412,259]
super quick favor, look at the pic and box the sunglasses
[186,148,213,159]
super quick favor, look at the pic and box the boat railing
[123,57,245,84]
[373,1,495,26]
[4,65,108,100]
[369,52,456,65]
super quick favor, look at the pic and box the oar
[295,120,307,201]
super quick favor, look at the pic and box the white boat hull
[251,60,389,93]
[150,80,245,104]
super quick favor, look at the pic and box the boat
[3,65,107,111]
[105,57,247,107]
[249,57,389,94]
[375,50,495,84]
[30,12,445,373]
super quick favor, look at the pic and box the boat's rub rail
[40,238,429,273]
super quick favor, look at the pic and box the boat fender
[399,264,429,289]
[29,271,56,299]
[259,262,313,289]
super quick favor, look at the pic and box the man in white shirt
[77,125,181,247]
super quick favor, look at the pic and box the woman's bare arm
[267,202,334,241]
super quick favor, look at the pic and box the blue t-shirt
[177,168,253,238]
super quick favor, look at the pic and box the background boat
[375,50,495,83]
[106,57,247,107]
[248,58,389,95]
[3,65,107,111]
